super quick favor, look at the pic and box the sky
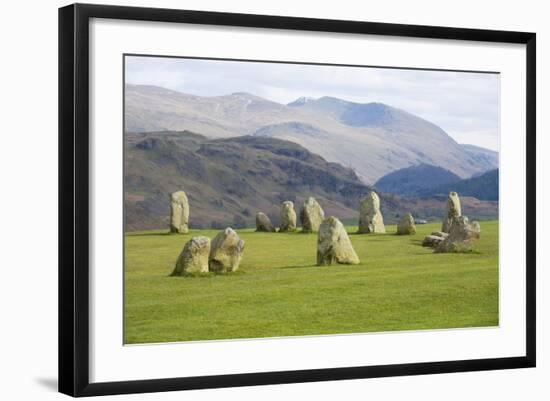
[125,55,500,151]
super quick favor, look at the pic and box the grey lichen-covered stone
[435,216,481,253]
[255,212,276,232]
[317,216,360,265]
[431,231,449,238]
[170,191,189,234]
[357,191,386,234]
[422,231,449,247]
[208,228,245,272]
[396,213,416,235]
[171,236,210,275]
[422,234,446,247]
[300,197,325,233]
[279,201,297,232]
[441,191,462,233]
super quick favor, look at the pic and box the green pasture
[124,221,499,344]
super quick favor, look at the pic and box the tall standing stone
[441,191,462,233]
[300,197,325,233]
[256,212,276,232]
[358,191,386,234]
[279,201,297,232]
[396,213,417,235]
[170,191,189,234]
[317,216,360,265]
[171,236,210,275]
[435,216,480,253]
[208,228,245,272]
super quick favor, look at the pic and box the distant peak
[230,92,255,98]
[287,96,316,107]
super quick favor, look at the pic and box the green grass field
[124,221,499,344]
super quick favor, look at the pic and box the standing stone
[256,212,276,232]
[170,191,189,234]
[396,213,417,235]
[435,216,481,253]
[171,236,210,275]
[441,191,462,233]
[209,228,245,272]
[300,197,325,233]
[358,191,386,234]
[317,216,360,265]
[279,201,297,232]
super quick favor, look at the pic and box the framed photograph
[58,3,536,397]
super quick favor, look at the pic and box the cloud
[125,56,499,151]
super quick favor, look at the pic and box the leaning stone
[170,191,189,234]
[209,228,245,272]
[279,201,297,232]
[441,192,462,233]
[422,235,446,248]
[358,191,386,233]
[171,236,210,275]
[300,197,325,233]
[396,213,417,235]
[256,212,276,232]
[435,216,481,253]
[317,216,360,265]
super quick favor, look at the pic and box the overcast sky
[125,56,500,151]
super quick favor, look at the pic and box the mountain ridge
[125,84,498,183]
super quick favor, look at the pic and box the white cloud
[125,56,499,151]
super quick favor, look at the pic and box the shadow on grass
[276,264,319,270]
[168,270,247,278]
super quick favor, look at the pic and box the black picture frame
[59,3,536,397]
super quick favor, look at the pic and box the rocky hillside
[374,164,461,197]
[124,131,498,231]
[125,84,498,183]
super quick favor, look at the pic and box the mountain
[419,169,499,201]
[374,164,461,197]
[461,144,499,172]
[125,131,498,231]
[125,131,379,231]
[125,85,497,183]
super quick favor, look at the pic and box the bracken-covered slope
[124,131,498,231]
[419,169,499,201]
[125,84,498,184]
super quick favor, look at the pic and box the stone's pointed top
[171,190,188,200]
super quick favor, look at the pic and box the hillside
[124,131,498,231]
[125,131,385,231]
[461,144,499,172]
[125,84,497,183]
[419,169,499,201]
[374,164,461,196]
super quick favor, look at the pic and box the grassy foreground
[124,221,499,344]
